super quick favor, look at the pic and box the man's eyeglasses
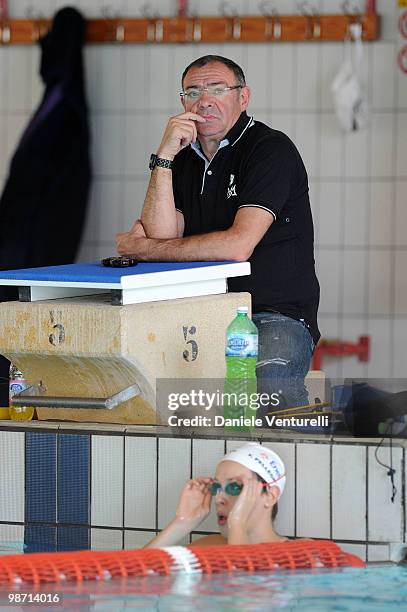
[180,83,243,102]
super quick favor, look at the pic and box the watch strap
[149,154,173,171]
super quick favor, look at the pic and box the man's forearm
[141,168,178,239]
[125,229,251,262]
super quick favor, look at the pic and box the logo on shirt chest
[227,174,237,199]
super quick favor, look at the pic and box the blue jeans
[252,312,315,424]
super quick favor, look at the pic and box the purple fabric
[19,85,64,146]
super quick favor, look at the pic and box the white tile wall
[368,446,403,543]
[395,182,407,247]
[0,3,405,382]
[124,530,155,548]
[342,251,366,315]
[91,528,122,550]
[368,250,393,316]
[0,432,25,523]
[320,43,344,110]
[339,542,367,563]
[367,544,390,562]
[371,112,395,178]
[245,45,270,110]
[295,113,319,178]
[296,443,330,539]
[315,250,342,314]
[368,182,393,248]
[318,182,343,247]
[332,444,366,541]
[157,437,191,529]
[125,436,157,529]
[397,64,407,109]
[270,46,296,110]
[0,524,25,552]
[319,114,344,178]
[396,113,407,178]
[344,130,369,179]
[395,251,407,315]
[344,182,368,247]
[372,43,396,110]
[393,319,407,378]
[91,435,124,528]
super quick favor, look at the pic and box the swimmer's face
[213,460,262,538]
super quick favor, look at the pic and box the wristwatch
[149,154,173,171]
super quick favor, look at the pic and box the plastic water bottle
[224,306,258,429]
[9,364,35,421]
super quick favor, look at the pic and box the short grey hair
[182,55,246,87]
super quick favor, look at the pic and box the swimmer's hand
[227,476,263,545]
[144,477,212,548]
[157,112,206,159]
[175,477,213,528]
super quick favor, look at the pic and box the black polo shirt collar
[223,111,254,146]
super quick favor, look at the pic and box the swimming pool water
[0,565,405,611]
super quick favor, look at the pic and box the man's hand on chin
[116,219,148,257]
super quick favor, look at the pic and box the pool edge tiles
[25,432,56,553]
[23,432,91,553]
[57,434,90,551]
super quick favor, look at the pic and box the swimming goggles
[210,474,286,497]
[210,481,243,496]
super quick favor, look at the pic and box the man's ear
[240,86,251,111]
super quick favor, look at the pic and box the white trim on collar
[231,115,255,146]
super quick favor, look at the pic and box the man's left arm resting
[116,207,273,261]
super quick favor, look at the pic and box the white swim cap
[219,443,286,496]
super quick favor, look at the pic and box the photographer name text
[167,415,329,428]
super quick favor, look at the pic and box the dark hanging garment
[0,6,90,274]
[0,7,91,405]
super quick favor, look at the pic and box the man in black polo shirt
[116,55,320,417]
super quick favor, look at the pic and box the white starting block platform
[0,261,250,305]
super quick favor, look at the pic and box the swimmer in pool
[145,442,287,547]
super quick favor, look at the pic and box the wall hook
[260,2,281,41]
[115,23,125,42]
[1,23,10,43]
[298,2,321,40]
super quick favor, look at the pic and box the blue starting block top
[0,261,250,305]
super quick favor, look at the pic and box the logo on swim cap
[248,453,283,482]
